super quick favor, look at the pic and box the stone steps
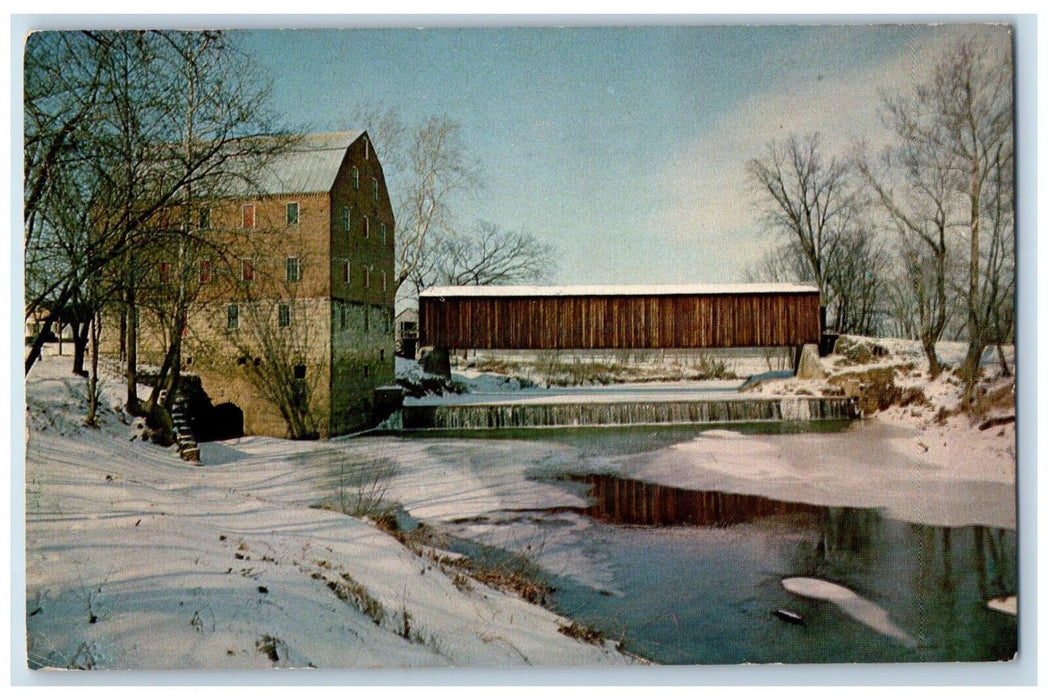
[170,394,201,464]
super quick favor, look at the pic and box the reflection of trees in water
[972,525,1013,599]
[791,507,884,579]
[909,523,1016,605]
[577,474,824,527]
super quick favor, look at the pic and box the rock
[833,336,890,365]
[828,367,900,414]
[795,344,826,380]
[773,608,805,625]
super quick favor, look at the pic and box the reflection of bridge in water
[569,473,828,527]
[565,472,1016,607]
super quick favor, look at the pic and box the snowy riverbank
[23,334,1016,669]
[23,352,636,670]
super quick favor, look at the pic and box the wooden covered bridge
[417,283,822,352]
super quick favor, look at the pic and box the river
[301,422,1017,665]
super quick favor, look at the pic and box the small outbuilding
[395,308,419,359]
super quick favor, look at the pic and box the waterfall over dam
[400,396,860,430]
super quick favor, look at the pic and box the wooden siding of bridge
[418,292,821,350]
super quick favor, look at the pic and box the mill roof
[226,130,365,197]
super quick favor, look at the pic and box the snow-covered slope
[24,353,635,670]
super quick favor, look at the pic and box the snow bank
[739,337,1016,495]
[24,354,635,670]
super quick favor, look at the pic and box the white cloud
[648,25,1008,282]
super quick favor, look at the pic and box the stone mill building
[111,131,396,439]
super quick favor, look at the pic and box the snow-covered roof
[227,131,364,197]
[420,283,820,298]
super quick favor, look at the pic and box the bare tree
[129,31,287,423]
[352,107,480,300]
[823,223,890,336]
[877,35,1013,396]
[24,30,287,431]
[748,133,883,334]
[419,220,557,288]
[856,137,957,378]
[23,31,114,376]
[748,134,850,297]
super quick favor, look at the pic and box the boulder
[795,344,827,380]
[833,336,890,365]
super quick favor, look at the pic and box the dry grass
[462,351,735,387]
[558,620,606,645]
[310,565,386,627]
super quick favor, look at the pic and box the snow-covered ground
[23,334,1017,670]
[23,351,635,670]
[741,336,1016,490]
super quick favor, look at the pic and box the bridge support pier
[419,346,451,379]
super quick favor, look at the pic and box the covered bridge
[418,283,822,351]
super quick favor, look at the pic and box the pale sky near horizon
[239,24,1014,290]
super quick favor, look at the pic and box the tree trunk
[964,163,983,399]
[72,319,90,377]
[125,282,141,415]
[86,313,101,427]
[24,314,56,374]
[996,343,1012,378]
[119,305,127,362]
[962,341,985,404]
[922,337,942,380]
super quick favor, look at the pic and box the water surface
[365,423,1017,664]
[538,473,1016,664]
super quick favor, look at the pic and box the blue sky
[238,24,1006,288]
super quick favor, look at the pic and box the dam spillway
[399,396,860,430]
